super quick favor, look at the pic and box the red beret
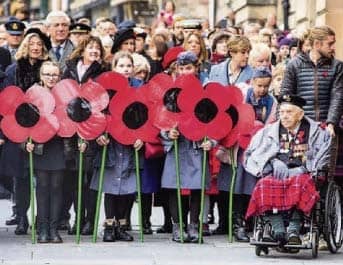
[162,46,184,70]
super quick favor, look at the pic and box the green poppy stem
[135,148,143,242]
[198,136,208,244]
[28,137,36,244]
[228,147,237,243]
[174,139,184,243]
[92,134,108,243]
[76,138,84,244]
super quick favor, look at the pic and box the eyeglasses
[42,73,60,78]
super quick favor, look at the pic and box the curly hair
[15,33,49,61]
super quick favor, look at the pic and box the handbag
[144,142,165,159]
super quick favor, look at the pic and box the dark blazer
[0,47,11,72]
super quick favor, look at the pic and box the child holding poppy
[160,51,214,243]
[25,61,66,243]
[90,51,144,242]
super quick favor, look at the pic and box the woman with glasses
[3,30,50,236]
[25,61,65,243]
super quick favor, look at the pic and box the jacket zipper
[314,66,320,121]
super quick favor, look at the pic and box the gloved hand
[272,159,289,180]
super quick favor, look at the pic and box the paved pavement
[0,199,342,265]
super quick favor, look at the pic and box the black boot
[233,215,249,242]
[103,219,115,242]
[15,216,28,235]
[81,221,94,235]
[115,220,133,241]
[188,223,202,243]
[143,220,153,235]
[172,223,188,243]
[50,229,63,243]
[37,223,50,243]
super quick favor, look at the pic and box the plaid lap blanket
[246,174,320,219]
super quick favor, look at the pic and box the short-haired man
[46,11,74,72]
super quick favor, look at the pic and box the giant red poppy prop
[52,79,109,140]
[148,73,193,130]
[219,85,255,148]
[238,120,264,149]
[0,85,59,143]
[108,84,159,145]
[96,71,130,100]
[177,78,234,141]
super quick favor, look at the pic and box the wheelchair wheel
[324,181,343,253]
[311,231,318,258]
[255,230,268,256]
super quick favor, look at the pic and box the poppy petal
[96,71,130,95]
[206,114,232,140]
[221,127,240,148]
[52,79,80,107]
[0,115,29,143]
[25,84,55,114]
[80,80,109,112]
[77,112,107,140]
[54,107,77,137]
[148,73,174,103]
[30,115,59,143]
[0,86,25,115]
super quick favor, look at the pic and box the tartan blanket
[246,174,320,219]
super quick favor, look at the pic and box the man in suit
[46,11,74,72]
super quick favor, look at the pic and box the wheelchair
[250,175,343,258]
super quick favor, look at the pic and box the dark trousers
[169,189,200,224]
[60,169,96,226]
[15,170,30,218]
[217,191,251,229]
[104,194,134,221]
[142,193,152,224]
[36,170,63,230]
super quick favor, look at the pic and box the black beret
[24,28,52,50]
[5,20,26,35]
[278,94,306,109]
[69,23,91,34]
[111,28,135,54]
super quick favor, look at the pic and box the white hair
[46,11,70,25]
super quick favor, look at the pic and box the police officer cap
[69,23,91,34]
[278,94,306,109]
[180,19,202,30]
[5,19,26,35]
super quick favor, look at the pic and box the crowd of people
[0,0,342,251]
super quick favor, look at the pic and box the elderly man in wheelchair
[244,94,342,256]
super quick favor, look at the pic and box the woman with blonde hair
[3,30,50,236]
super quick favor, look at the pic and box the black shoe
[50,229,63,243]
[68,224,76,235]
[115,224,133,241]
[156,224,172,233]
[287,232,301,245]
[15,216,28,235]
[212,226,228,235]
[81,221,93,235]
[234,227,250,242]
[37,224,50,244]
[172,223,189,243]
[188,223,200,243]
[103,223,115,242]
[5,215,18,226]
[57,219,71,231]
[202,223,211,236]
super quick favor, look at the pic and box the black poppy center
[194,98,218,124]
[123,102,148,129]
[67,97,92,123]
[226,106,239,128]
[107,89,117,100]
[15,103,40,128]
[163,87,181,113]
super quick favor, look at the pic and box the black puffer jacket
[281,52,343,125]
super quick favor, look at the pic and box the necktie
[55,45,61,60]
[10,48,16,58]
